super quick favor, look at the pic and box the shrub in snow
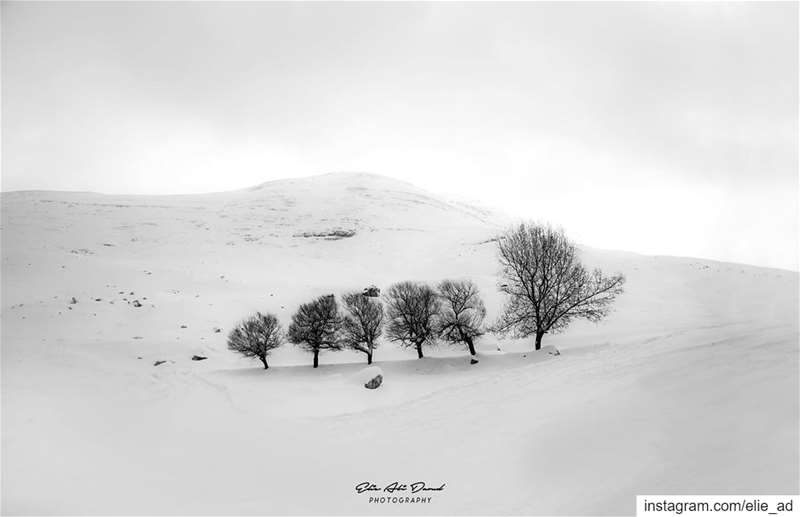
[494,223,625,350]
[365,375,383,389]
[341,291,384,364]
[287,294,343,368]
[384,281,441,359]
[436,279,486,356]
[356,366,384,389]
[227,312,283,369]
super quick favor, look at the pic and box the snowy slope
[2,172,797,514]
[1,172,507,366]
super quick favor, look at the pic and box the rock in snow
[470,358,479,365]
[191,355,207,361]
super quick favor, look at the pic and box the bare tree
[341,291,384,364]
[384,281,441,359]
[495,223,625,350]
[436,279,486,356]
[227,312,283,369]
[287,294,343,368]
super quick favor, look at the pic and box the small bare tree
[384,281,441,359]
[227,312,283,369]
[495,223,625,350]
[287,294,343,368]
[341,291,384,365]
[436,279,486,356]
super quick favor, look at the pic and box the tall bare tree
[436,279,486,356]
[495,223,625,350]
[227,312,283,369]
[341,291,384,364]
[287,294,343,368]
[384,281,441,359]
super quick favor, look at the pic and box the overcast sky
[2,2,797,270]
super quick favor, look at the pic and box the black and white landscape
[2,2,798,515]
[3,172,798,514]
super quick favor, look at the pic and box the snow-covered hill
[2,172,797,514]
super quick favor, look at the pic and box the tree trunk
[466,337,476,356]
[416,343,424,359]
[534,330,545,351]
[261,357,269,370]
[367,351,373,365]
[313,350,319,368]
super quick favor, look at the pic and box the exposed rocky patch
[293,229,356,240]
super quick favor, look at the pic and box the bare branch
[494,223,626,350]
[287,294,344,366]
[384,281,441,358]
[436,279,486,355]
[341,291,384,363]
[227,312,283,369]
